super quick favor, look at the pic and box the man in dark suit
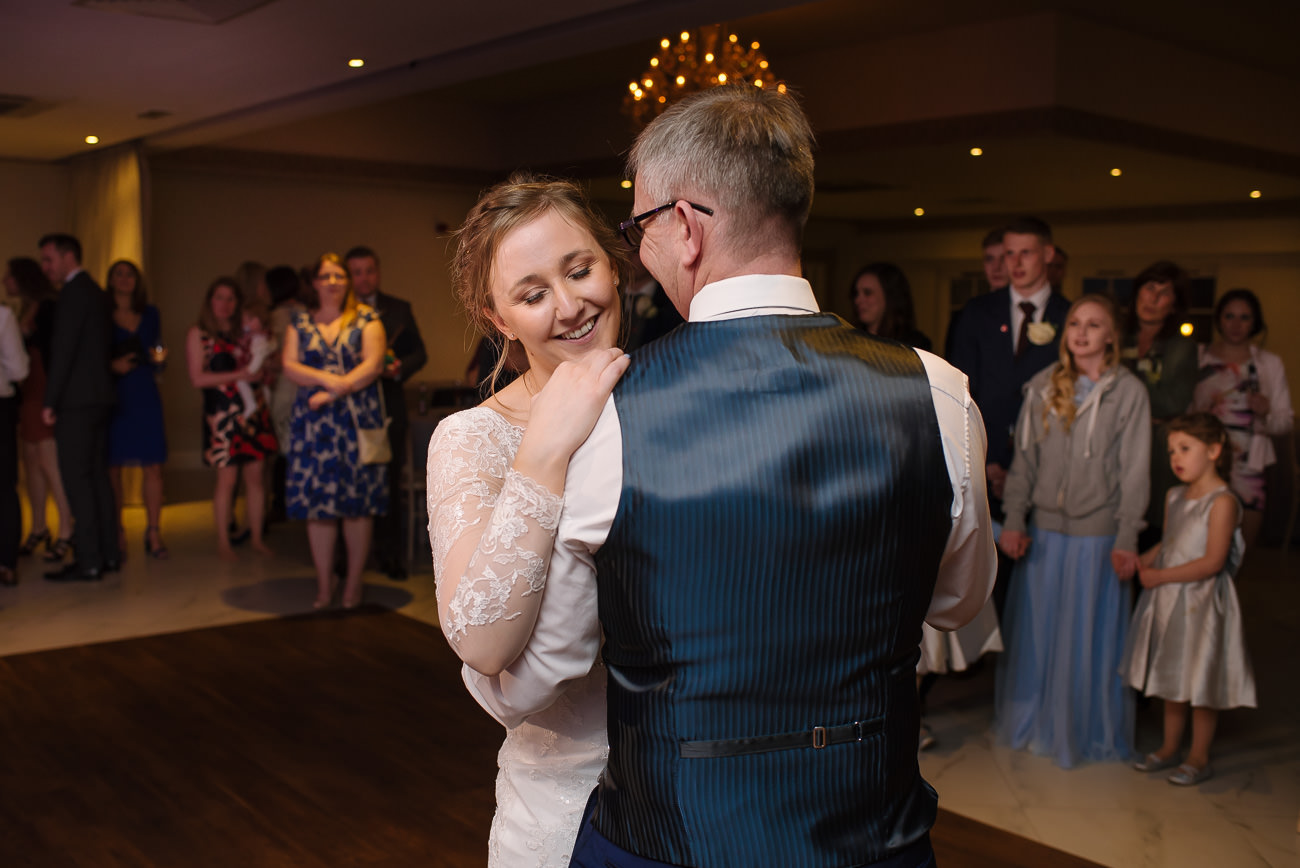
[947,216,1070,613]
[39,233,118,581]
[345,246,427,579]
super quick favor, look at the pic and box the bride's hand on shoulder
[515,348,630,489]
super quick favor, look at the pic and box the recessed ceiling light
[969,147,983,156]
[1249,189,1262,199]
[913,207,925,217]
[620,179,632,189]
[1110,168,1122,177]
[348,58,365,68]
[84,135,99,144]
[1179,322,1194,337]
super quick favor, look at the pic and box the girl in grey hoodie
[994,294,1151,768]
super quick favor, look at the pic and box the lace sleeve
[427,409,564,670]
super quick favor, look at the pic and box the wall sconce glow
[620,179,632,189]
[1110,168,1122,177]
[970,147,983,156]
[913,207,925,217]
[1250,190,1262,199]
[347,58,365,68]
[84,135,99,144]
[1179,322,1194,337]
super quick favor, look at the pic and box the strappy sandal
[19,529,50,557]
[43,537,73,562]
[1133,752,1179,773]
[1168,763,1213,786]
[144,526,169,560]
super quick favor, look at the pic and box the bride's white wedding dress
[428,406,607,868]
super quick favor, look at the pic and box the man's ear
[676,201,704,269]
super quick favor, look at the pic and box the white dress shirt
[465,274,997,727]
[0,306,30,398]
[1010,282,1052,354]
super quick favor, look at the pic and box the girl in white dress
[1123,412,1256,786]
[428,174,628,867]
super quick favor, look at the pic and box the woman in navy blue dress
[283,253,387,609]
[106,260,169,559]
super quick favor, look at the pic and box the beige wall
[149,164,482,468]
[0,160,69,271]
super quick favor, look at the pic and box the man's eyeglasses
[618,201,714,248]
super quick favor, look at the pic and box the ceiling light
[913,207,925,217]
[1179,322,1194,337]
[348,58,365,68]
[620,179,632,189]
[1250,189,1262,199]
[624,24,781,125]
[84,135,99,144]
[969,147,983,156]
[1110,168,1122,177]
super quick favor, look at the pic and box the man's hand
[383,357,402,379]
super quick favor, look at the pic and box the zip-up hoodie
[1001,363,1151,552]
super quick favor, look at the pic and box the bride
[428,174,628,866]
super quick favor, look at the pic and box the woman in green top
[1121,260,1198,547]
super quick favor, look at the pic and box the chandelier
[623,24,783,125]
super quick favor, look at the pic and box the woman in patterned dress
[282,253,387,610]
[185,277,278,560]
[1192,289,1293,547]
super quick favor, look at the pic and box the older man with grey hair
[469,85,996,868]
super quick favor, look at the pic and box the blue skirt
[994,526,1134,768]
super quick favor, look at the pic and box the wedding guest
[0,282,29,586]
[39,233,118,582]
[1192,289,1294,547]
[185,277,277,560]
[282,254,387,609]
[947,217,1070,618]
[3,258,73,562]
[996,294,1150,768]
[850,261,931,350]
[1121,261,1198,546]
[106,260,169,559]
[344,245,427,580]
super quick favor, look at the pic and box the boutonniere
[1026,321,1056,345]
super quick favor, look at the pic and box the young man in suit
[947,217,1070,614]
[345,246,427,579]
[39,233,118,581]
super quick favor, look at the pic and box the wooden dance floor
[0,609,1100,867]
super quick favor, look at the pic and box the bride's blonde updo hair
[1045,293,1121,432]
[452,172,627,386]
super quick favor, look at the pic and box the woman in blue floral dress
[282,253,388,609]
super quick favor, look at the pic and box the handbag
[346,383,392,465]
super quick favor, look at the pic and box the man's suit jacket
[44,270,114,412]
[366,291,426,428]
[948,287,1070,471]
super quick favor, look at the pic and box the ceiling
[4,0,1300,226]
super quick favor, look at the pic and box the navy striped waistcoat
[592,314,952,868]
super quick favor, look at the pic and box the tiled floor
[2,500,1296,866]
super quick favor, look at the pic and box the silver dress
[1122,485,1256,709]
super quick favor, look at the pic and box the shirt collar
[1011,282,1051,316]
[688,274,820,322]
